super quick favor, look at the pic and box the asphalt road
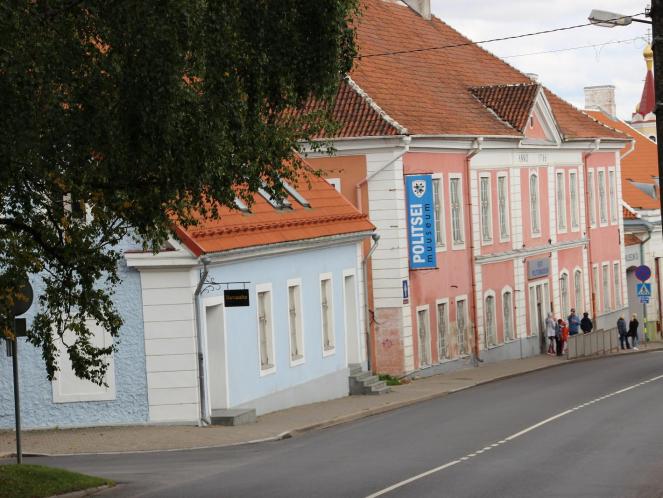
[11,352,663,497]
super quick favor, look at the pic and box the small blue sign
[405,175,437,270]
[402,280,409,300]
[637,282,652,297]
[635,265,651,282]
[527,257,550,280]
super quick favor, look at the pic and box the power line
[501,36,644,59]
[359,13,646,59]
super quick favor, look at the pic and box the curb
[11,346,663,458]
[49,484,112,498]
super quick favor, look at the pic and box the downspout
[362,233,380,372]
[640,229,652,338]
[583,139,600,326]
[356,136,411,212]
[656,256,662,340]
[620,139,636,161]
[194,256,211,425]
[466,137,483,365]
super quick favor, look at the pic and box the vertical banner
[405,175,437,270]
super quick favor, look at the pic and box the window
[503,290,514,341]
[456,299,467,355]
[433,178,446,248]
[497,175,509,241]
[574,270,583,312]
[320,275,335,353]
[480,175,492,243]
[609,170,617,223]
[529,173,540,235]
[556,171,566,231]
[257,286,275,372]
[602,264,610,311]
[437,300,449,360]
[288,281,304,364]
[484,294,496,347]
[417,307,431,367]
[598,170,607,224]
[613,262,622,308]
[560,272,569,315]
[588,170,596,226]
[450,176,465,246]
[592,265,600,312]
[569,171,579,230]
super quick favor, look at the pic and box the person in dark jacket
[629,314,640,350]
[617,315,630,350]
[580,312,593,334]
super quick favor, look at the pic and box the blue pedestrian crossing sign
[637,283,652,303]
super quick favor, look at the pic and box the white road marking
[365,373,663,498]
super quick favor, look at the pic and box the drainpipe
[466,137,483,366]
[362,233,380,372]
[583,139,600,327]
[356,136,411,212]
[640,229,652,339]
[620,139,636,161]
[194,256,211,425]
[656,256,662,340]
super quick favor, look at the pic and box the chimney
[584,85,616,116]
[402,0,431,20]
[525,73,539,82]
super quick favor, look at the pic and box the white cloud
[430,0,651,119]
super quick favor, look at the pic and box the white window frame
[497,172,510,242]
[449,174,466,250]
[569,170,579,231]
[502,286,514,342]
[598,168,608,227]
[574,268,583,312]
[602,263,610,312]
[587,169,596,228]
[479,172,493,244]
[484,290,497,348]
[608,168,618,224]
[556,170,567,233]
[559,270,570,316]
[529,170,541,237]
[592,264,600,313]
[436,298,450,361]
[432,174,446,251]
[416,304,432,368]
[256,283,276,376]
[455,295,469,356]
[319,273,336,356]
[613,261,622,309]
[287,278,305,367]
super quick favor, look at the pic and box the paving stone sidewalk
[2,344,661,457]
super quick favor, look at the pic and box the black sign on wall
[224,289,250,307]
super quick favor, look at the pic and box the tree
[0,0,358,383]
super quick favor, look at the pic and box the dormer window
[529,116,534,128]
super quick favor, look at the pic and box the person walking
[629,313,640,350]
[617,315,630,350]
[555,318,564,357]
[567,309,580,336]
[546,312,556,355]
[580,312,593,334]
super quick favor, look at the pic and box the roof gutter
[620,139,636,161]
[466,137,483,365]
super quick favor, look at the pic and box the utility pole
[651,1,663,236]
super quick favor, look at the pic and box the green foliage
[0,0,359,383]
[378,374,402,386]
[0,464,112,498]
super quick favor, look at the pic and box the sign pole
[11,337,22,464]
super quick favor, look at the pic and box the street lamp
[588,9,651,27]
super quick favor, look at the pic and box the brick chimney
[402,0,431,20]
[584,85,616,116]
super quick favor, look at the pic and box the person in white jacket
[545,312,556,355]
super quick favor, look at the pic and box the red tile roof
[176,168,374,256]
[623,207,639,221]
[470,84,539,132]
[325,0,626,140]
[585,110,659,211]
[624,234,641,245]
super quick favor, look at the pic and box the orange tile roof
[585,110,659,210]
[470,84,539,132]
[332,0,626,140]
[623,207,639,221]
[624,234,641,245]
[176,170,374,256]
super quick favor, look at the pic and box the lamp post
[588,8,663,242]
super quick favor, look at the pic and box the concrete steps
[349,364,390,395]
[210,408,256,426]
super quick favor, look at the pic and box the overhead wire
[501,36,645,59]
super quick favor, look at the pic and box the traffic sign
[640,296,650,304]
[637,282,652,297]
[635,265,651,282]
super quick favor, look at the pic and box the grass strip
[0,463,113,498]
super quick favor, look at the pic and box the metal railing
[566,328,620,359]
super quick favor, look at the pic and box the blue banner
[405,175,437,270]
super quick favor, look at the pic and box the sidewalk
[2,344,661,457]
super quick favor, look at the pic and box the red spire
[637,70,655,117]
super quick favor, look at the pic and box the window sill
[259,365,276,377]
[322,348,336,358]
[290,356,305,367]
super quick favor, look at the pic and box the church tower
[631,43,657,142]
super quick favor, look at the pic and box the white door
[344,274,361,365]
[205,302,228,410]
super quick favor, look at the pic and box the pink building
[304,0,629,375]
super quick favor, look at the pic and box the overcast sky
[430,1,651,120]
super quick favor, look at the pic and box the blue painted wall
[0,239,149,429]
[203,243,358,408]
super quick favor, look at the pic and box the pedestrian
[617,315,630,350]
[580,312,593,334]
[555,318,564,356]
[546,312,556,355]
[629,313,640,350]
[567,308,580,336]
